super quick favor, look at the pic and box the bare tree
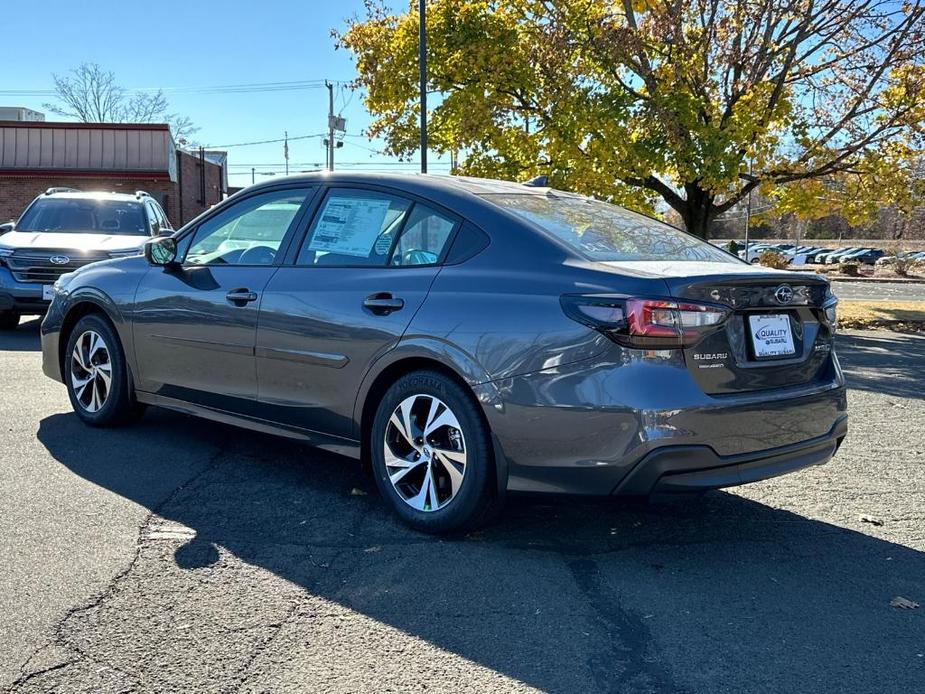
[43,63,198,141]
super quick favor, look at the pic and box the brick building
[0,121,225,227]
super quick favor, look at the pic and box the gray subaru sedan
[41,173,847,532]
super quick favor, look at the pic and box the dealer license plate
[42,284,55,301]
[749,314,796,358]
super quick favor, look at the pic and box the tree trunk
[679,184,716,239]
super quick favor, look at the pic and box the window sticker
[308,197,393,257]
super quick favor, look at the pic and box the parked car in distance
[817,247,860,264]
[828,247,871,264]
[738,243,776,263]
[41,173,847,532]
[0,188,172,329]
[841,248,885,265]
[875,250,925,266]
[802,248,835,264]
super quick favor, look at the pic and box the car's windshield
[483,193,737,263]
[17,198,148,235]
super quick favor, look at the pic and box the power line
[226,161,454,169]
[0,79,352,98]
[341,139,382,155]
[205,133,326,149]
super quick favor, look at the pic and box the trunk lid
[602,261,835,395]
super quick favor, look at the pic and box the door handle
[226,288,258,305]
[363,292,405,315]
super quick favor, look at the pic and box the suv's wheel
[370,371,502,533]
[0,311,20,330]
[64,314,143,427]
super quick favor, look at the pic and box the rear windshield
[483,193,737,263]
[17,198,148,235]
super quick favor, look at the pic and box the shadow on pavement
[0,317,42,352]
[837,330,925,400]
[36,408,925,694]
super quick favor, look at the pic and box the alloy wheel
[70,330,112,413]
[383,394,467,512]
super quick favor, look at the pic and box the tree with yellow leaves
[338,0,925,237]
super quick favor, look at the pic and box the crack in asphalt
[6,440,232,693]
[566,558,689,694]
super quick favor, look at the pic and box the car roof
[37,191,145,202]
[240,171,583,203]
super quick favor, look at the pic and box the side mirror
[0,222,14,235]
[144,236,178,267]
[156,228,175,237]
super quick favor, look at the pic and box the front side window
[297,189,412,266]
[185,188,310,266]
[17,198,148,236]
[483,193,737,263]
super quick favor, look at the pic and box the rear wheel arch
[358,357,495,478]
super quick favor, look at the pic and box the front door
[255,187,460,438]
[132,187,315,409]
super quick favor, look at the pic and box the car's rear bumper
[480,352,848,496]
[614,415,847,496]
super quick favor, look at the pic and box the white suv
[0,188,172,329]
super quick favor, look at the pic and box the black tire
[64,313,144,427]
[370,370,502,534]
[0,311,20,330]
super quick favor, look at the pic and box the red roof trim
[0,169,172,180]
[0,121,170,132]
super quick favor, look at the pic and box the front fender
[42,259,146,384]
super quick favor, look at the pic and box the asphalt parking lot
[1,319,923,694]
[831,280,925,302]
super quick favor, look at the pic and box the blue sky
[2,0,447,187]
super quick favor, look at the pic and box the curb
[787,270,925,285]
[826,277,925,285]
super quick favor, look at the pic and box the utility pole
[744,157,753,260]
[326,81,335,172]
[418,0,428,173]
[251,167,255,185]
[284,131,289,176]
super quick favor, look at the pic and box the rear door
[255,186,460,439]
[132,186,315,408]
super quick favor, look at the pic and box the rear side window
[297,190,412,266]
[389,204,456,266]
[484,193,737,263]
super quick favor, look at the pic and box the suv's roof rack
[45,186,81,195]
[134,190,152,199]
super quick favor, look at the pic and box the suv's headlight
[108,249,143,259]
[0,247,12,267]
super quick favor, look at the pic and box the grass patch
[839,301,925,332]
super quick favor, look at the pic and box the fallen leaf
[890,596,920,609]
[860,515,884,526]
[350,488,367,496]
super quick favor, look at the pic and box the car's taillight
[822,285,838,332]
[561,295,730,348]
